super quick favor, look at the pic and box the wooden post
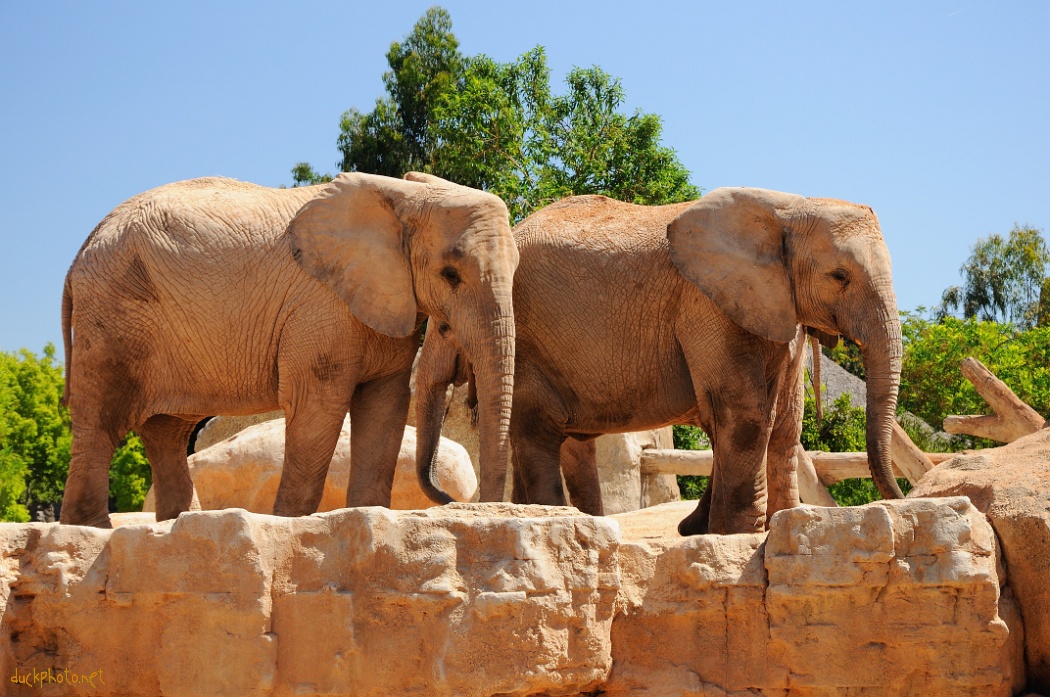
[795,447,837,507]
[890,421,935,484]
[943,357,1047,443]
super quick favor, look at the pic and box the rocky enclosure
[0,497,1023,696]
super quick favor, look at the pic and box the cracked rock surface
[0,499,1022,696]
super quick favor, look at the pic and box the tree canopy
[938,225,1050,329]
[0,345,151,521]
[300,6,699,219]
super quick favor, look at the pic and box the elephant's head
[287,171,517,502]
[667,187,904,500]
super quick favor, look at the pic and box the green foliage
[432,48,699,221]
[307,7,699,219]
[939,225,1050,329]
[800,391,866,453]
[290,162,332,187]
[0,344,69,520]
[110,433,150,513]
[337,7,462,177]
[900,314,1050,438]
[0,345,157,519]
[673,425,710,501]
[822,338,865,380]
[672,424,709,451]
[801,382,911,505]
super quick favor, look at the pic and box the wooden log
[943,357,1047,442]
[796,447,837,507]
[890,421,935,484]
[640,449,712,477]
[639,448,957,483]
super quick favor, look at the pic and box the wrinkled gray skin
[61,172,517,528]
[416,187,903,535]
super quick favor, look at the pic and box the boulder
[193,412,282,452]
[143,417,477,514]
[910,427,1050,692]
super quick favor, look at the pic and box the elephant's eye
[440,266,462,289]
[438,321,452,337]
[828,268,851,287]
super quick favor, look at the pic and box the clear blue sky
[2,2,1047,353]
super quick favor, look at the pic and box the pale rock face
[1,498,1022,696]
[910,427,1050,692]
[606,497,1023,697]
[143,417,477,514]
[0,505,619,697]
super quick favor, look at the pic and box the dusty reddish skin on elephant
[416,188,903,535]
[60,172,517,528]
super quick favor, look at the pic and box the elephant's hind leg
[61,417,124,528]
[511,409,568,507]
[138,414,199,521]
[561,437,603,515]
[61,372,135,527]
[345,371,412,508]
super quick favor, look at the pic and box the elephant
[60,172,518,527]
[414,187,902,535]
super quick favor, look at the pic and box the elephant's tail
[61,273,73,406]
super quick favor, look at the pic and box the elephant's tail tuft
[61,273,73,406]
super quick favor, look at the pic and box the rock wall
[910,427,1050,692]
[0,498,1022,696]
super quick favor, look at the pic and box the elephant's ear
[667,187,803,344]
[404,171,456,187]
[288,172,418,337]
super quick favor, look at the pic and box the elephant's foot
[59,510,113,529]
[677,508,709,536]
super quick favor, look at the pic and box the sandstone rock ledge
[0,499,1023,696]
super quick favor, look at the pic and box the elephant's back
[514,195,693,254]
[74,178,319,262]
[65,178,333,406]
[509,196,700,430]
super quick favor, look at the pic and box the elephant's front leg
[705,408,773,534]
[274,393,351,517]
[346,371,412,508]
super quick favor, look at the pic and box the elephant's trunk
[464,306,515,502]
[414,329,458,504]
[853,286,905,499]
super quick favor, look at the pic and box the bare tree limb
[943,357,1047,442]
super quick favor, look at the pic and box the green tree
[290,162,332,187]
[337,6,462,177]
[0,344,69,520]
[433,49,699,221]
[939,225,1050,329]
[0,345,153,520]
[900,314,1050,442]
[110,434,150,512]
[301,7,700,219]
[673,425,710,500]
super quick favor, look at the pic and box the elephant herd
[59,171,903,534]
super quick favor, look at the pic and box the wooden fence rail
[639,448,956,483]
